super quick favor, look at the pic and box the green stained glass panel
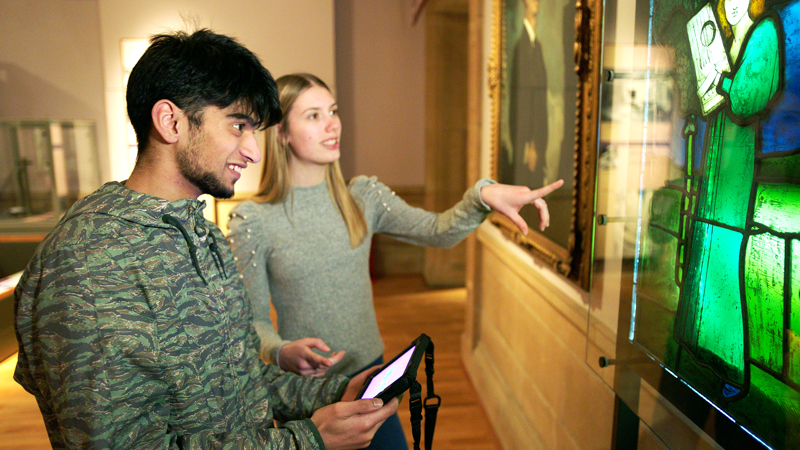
[753,183,800,232]
[745,232,785,373]
[791,239,800,388]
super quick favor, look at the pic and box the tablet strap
[410,341,440,450]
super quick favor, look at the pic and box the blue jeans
[352,356,409,450]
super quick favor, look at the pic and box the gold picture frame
[488,0,602,291]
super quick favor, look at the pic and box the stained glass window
[603,0,800,447]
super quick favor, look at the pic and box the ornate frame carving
[488,0,602,291]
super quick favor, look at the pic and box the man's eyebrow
[228,112,258,126]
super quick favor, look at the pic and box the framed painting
[488,0,602,291]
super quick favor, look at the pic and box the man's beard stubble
[177,128,235,199]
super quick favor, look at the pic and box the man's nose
[241,132,261,164]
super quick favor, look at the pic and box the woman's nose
[327,115,341,132]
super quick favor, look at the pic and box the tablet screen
[360,345,416,399]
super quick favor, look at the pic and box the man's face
[176,104,261,199]
[525,0,540,18]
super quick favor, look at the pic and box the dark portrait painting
[498,0,578,251]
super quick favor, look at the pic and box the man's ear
[151,99,184,144]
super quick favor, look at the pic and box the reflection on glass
[596,0,800,447]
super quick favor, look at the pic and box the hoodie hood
[62,181,207,229]
[60,181,228,285]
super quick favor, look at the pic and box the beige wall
[465,222,617,449]
[2,1,427,195]
[0,0,336,191]
[335,0,426,187]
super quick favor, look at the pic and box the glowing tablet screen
[360,345,416,399]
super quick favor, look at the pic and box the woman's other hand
[279,338,346,376]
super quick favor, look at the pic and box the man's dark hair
[126,28,281,153]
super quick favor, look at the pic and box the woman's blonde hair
[254,73,367,248]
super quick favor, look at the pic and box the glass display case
[589,0,800,448]
[0,120,99,228]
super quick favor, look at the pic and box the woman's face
[282,85,341,168]
[725,0,749,26]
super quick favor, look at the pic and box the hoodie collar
[63,181,209,228]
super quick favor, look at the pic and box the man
[504,0,547,190]
[14,29,397,449]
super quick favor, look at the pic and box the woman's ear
[276,123,287,146]
[151,99,184,144]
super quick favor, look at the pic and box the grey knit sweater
[227,175,494,376]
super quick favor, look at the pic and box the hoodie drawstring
[162,214,208,285]
[208,232,228,279]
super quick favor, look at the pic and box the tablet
[357,334,431,403]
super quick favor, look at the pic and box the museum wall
[2,0,427,193]
[464,222,617,449]
[334,0,427,187]
[1,0,430,237]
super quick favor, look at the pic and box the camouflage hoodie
[14,181,348,449]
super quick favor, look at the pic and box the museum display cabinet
[0,119,99,360]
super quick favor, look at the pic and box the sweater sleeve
[350,175,495,248]
[227,201,291,365]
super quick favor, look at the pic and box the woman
[227,73,562,447]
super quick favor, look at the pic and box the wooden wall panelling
[464,224,615,449]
